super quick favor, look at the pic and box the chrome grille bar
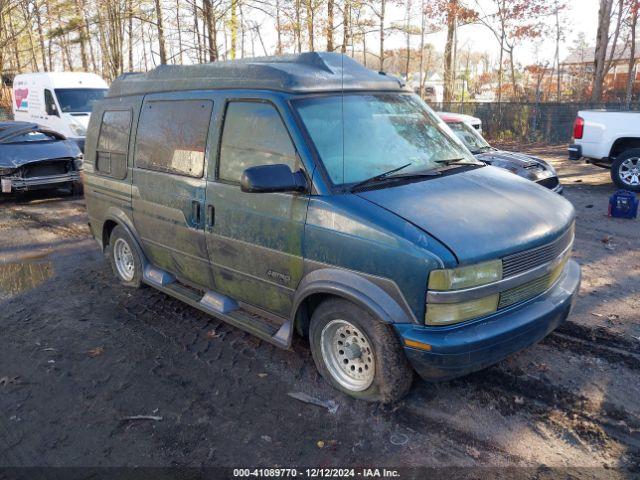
[502,225,574,278]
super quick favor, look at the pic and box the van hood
[64,113,91,131]
[355,165,574,264]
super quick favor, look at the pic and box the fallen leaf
[261,435,272,443]
[467,446,481,459]
[514,396,524,405]
[207,330,221,339]
[316,440,325,449]
[257,373,268,378]
[591,312,604,318]
[607,314,620,321]
[87,347,104,358]
[533,362,549,372]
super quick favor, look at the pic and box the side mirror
[240,164,307,193]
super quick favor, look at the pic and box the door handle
[207,204,215,228]
[191,200,201,226]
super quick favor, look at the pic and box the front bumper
[1,171,80,192]
[568,144,582,160]
[395,259,581,381]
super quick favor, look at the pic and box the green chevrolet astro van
[84,53,580,402]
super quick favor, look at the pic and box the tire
[106,225,143,288]
[611,149,640,192]
[309,298,413,403]
[71,181,84,196]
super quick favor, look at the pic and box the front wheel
[309,298,413,403]
[611,149,640,192]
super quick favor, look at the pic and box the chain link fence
[432,102,640,144]
[0,101,637,145]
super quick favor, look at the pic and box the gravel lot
[0,147,638,476]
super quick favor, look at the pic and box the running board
[142,265,291,348]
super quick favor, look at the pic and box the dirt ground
[0,147,638,477]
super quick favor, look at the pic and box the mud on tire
[309,298,413,403]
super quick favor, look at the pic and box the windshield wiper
[433,157,479,166]
[350,163,412,192]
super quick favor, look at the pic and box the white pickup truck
[568,110,640,191]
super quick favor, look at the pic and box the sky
[345,0,601,67]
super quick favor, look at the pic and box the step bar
[142,265,292,349]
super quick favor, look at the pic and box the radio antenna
[341,52,345,186]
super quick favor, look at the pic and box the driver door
[204,98,309,317]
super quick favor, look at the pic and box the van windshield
[54,88,107,113]
[293,93,479,186]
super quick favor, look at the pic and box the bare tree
[625,0,639,106]
[593,0,616,101]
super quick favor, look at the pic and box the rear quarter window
[134,100,213,178]
[96,110,132,179]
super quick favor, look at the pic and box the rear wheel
[309,298,413,403]
[611,149,640,192]
[107,226,143,288]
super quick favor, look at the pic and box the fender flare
[102,208,149,268]
[291,268,415,336]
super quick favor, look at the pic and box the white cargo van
[12,72,109,150]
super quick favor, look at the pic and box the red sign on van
[14,88,29,109]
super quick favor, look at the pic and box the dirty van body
[83,53,581,402]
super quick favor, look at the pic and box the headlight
[426,259,502,325]
[426,294,499,325]
[428,259,502,290]
[69,123,86,136]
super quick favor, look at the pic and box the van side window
[44,89,58,116]
[218,102,296,183]
[96,110,132,179]
[135,100,212,178]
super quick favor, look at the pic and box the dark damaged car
[439,113,563,194]
[0,121,83,195]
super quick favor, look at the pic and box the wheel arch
[291,268,416,338]
[101,208,149,268]
[609,138,640,159]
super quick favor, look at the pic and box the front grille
[502,225,574,278]
[498,272,553,309]
[536,176,560,190]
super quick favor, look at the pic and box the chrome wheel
[320,319,375,391]
[619,157,640,186]
[113,238,135,281]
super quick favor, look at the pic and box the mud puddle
[0,260,54,299]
